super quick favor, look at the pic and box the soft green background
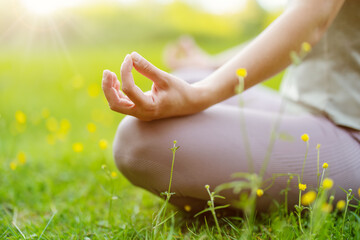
[0,1,285,238]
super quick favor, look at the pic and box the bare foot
[163,35,215,70]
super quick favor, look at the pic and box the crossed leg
[113,89,360,213]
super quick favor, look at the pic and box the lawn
[1,1,359,239]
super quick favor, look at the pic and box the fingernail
[131,52,140,61]
[124,54,130,62]
[103,70,109,77]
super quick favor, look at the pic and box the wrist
[191,80,218,112]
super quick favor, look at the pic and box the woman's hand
[102,52,206,121]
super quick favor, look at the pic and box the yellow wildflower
[256,189,264,197]
[60,119,71,133]
[17,152,26,165]
[72,142,84,153]
[321,203,333,213]
[99,139,108,150]
[236,68,247,78]
[184,205,192,212]
[316,144,321,150]
[301,191,316,206]
[111,171,118,178]
[15,111,26,124]
[87,123,96,133]
[301,134,309,142]
[299,183,307,191]
[235,69,247,94]
[358,188,360,198]
[336,200,346,211]
[87,83,100,98]
[302,42,312,53]
[10,161,17,170]
[46,117,59,132]
[322,178,334,189]
[72,75,84,89]
[322,162,329,169]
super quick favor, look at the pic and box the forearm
[193,0,344,110]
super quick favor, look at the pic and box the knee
[113,116,165,190]
[113,116,143,182]
[113,116,184,194]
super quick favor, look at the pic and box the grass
[1,1,359,239]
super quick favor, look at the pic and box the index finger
[120,54,151,107]
[131,52,168,88]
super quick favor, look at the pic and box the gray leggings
[113,69,360,212]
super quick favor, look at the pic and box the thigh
[114,104,360,211]
[221,85,283,113]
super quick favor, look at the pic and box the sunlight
[19,0,287,16]
[20,0,84,15]
[186,0,247,15]
[257,0,287,11]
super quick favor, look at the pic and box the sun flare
[20,0,83,15]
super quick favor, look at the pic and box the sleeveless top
[280,0,360,130]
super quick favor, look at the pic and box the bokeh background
[0,0,286,236]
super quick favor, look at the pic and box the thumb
[131,52,168,88]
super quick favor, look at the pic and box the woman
[102,0,360,212]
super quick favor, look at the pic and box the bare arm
[102,0,344,121]
[193,0,345,109]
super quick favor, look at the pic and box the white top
[280,0,360,130]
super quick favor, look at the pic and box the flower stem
[168,143,177,194]
[298,189,304,233]
[341,190,351,235]
[284,176,292,216]
[206,187,222,238]
[316,147,320,189]
[300,141,309,183]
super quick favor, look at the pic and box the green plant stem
[284,176,292,216]
[298,190,304,233]
[153,141,178,240]
[161,195,172,225]
[260,102,284,178]
[341,191,351,236]
[300,141,309,183]
[318,168,326,196]
[108,179,115,226]
[168,146,176,194]
[211,209,222,237]
[316,148,320,189]
[206,187,222,238]
[238,95,254,173]
[246,190,257,238]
